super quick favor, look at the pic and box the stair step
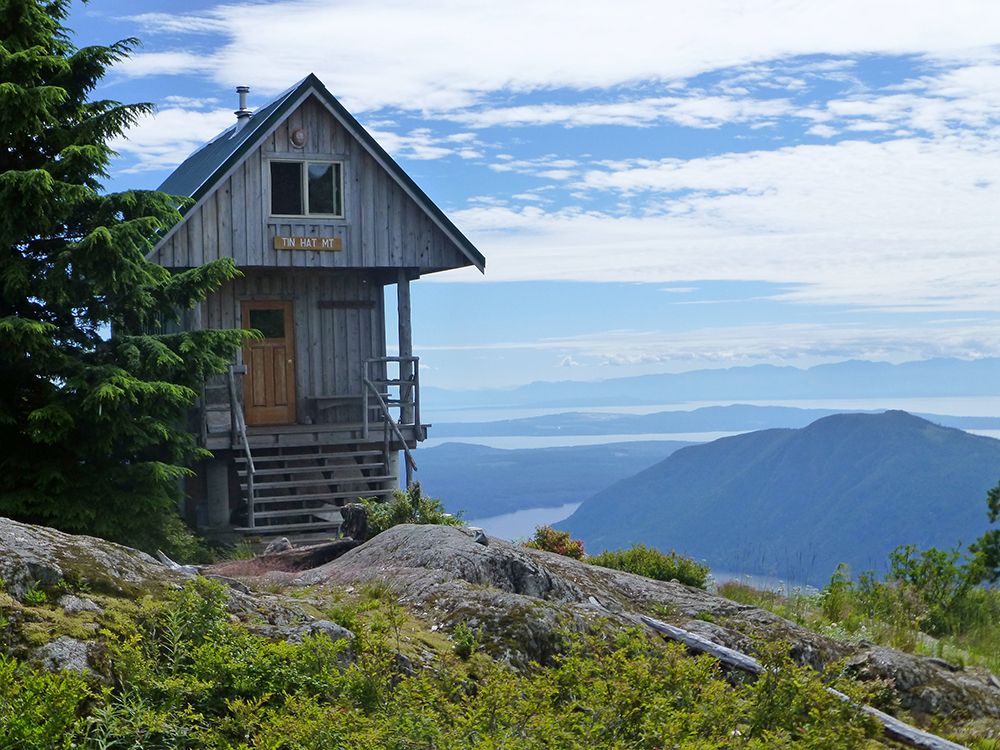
[252,488,394,506]
[252,507,344,520]
[239,461,386,478]
[243,474,395,491]
[235,521,342,534]
[235,449,383,465]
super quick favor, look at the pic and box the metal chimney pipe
[234,86,251,129]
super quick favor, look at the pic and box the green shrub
[0,655,92,749]
[23,584,47,606]
[587,544,710,589]
[523,525,585,559]
[361,483,462,539]
[452,621,481,660]
[0,577,893,749]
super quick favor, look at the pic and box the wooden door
[241,300,297,425]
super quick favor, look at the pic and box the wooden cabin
[149,74,485,544]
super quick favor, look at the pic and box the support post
[397,269,414,428]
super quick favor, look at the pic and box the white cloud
[444,95,795,129]
[488,155,581,180]
[162,94,220,108]
[110,106,236,173]
[443,135,1000,311]
[128,11,228,34]
[366,127,483,161]
[419,320,1000,369]
[117,0,1000,112]
[115,51,208,78]
[807,124,838,138]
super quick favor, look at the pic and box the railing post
[413,357,421,434]
[362,360,370,440]
[228,364,256,530]
[383,408,390,476]
[246,471,255,529]
[397,271,415,426]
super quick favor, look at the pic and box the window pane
[270,162,302,215]
[249,308,285,339]
[308,162,341,215]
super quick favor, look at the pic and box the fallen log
[640,615,968,750]
[208,539,361,576]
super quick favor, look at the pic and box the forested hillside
[562,411,1000,584]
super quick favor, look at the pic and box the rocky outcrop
[297,524,1000,721]
[0,516,354,665]
[2,516,999,725]
[0,517,177,599]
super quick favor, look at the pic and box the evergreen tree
[0,0,246,553]
[970,480,1000,583]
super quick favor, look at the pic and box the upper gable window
[270,160,343,217]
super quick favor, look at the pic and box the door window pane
[248,308,286,339]
[270,162,302,215]
[308,162,341,215]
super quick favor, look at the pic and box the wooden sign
[273,236,342,251]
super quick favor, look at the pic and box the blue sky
[68,0,1000,389]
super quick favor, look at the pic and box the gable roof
[156,73,485,272]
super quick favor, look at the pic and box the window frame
[268,158,345,219]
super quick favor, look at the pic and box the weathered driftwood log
[208,539,361,576]
[639,615,969,750]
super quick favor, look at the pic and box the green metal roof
[156,74,485,272]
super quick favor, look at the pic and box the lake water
[467,502,581,541]
[422,431,740,450]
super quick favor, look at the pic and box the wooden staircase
[234,445,397,543]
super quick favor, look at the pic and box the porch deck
[204,421,427,451]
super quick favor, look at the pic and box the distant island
[559,411,1000,586]
[424,357,1000,411]
[431,403,1000,438]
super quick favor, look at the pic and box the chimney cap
[234,85,252,128]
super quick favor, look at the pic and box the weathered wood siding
[152,96,470,273]
[200,269,386,425]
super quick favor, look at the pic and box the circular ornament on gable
[289,128,307,148]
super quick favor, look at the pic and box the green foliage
[720,559,1000,676]
[0,576,890,748]
[745,642,880,749]
[0,654,92,749]
[0,0,247,556]
[970,479,1000,584]
[587,544,710,589]
[361,483,463,539]
[23,583,48,606]
[885,543,979,635]
[451,621,481,660]
[523,525,586,559]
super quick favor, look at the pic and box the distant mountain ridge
[559,411,1000,585]
[415,441,690,519]
[432,403,1000,437]
[425,357,1000,410]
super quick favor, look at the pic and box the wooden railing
[362,356,420,484]
[227,365,256,528]
[362,379,418,476]
[362,356,421,431]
